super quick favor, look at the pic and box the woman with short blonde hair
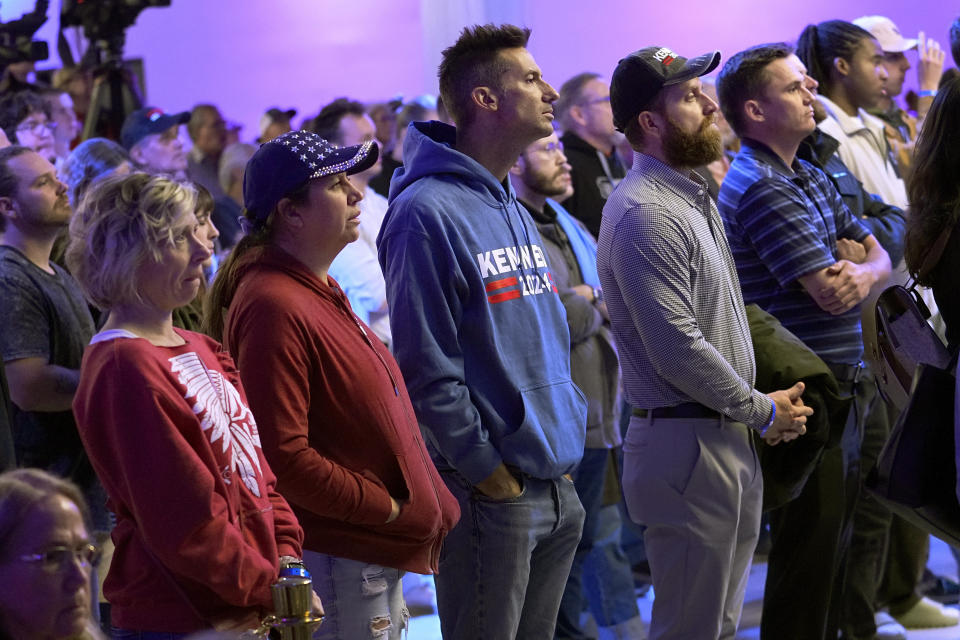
[67,172,310,637]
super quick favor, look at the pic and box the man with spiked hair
[379,24,586,639]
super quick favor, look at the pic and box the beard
[662,115,723,168]
[521,166,569,199]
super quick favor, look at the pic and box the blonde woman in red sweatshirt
[67,173,311,636]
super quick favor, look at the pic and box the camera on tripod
[59,0,173,140]
[0,0,50,76]
[61,0,171,63]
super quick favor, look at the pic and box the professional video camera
[0,0,50,74]
[60,0,172,140]
[61,0,170,63]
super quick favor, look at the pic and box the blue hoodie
[378,121,586,484]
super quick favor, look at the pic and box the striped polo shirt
[718,139,869,364]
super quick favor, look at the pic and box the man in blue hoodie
[378,24,587,640]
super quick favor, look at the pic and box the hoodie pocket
[376,455,442,542]
[501,379,587,472]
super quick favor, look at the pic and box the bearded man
[510,131,646,640]
[596,46,813,640]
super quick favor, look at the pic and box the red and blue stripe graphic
[485,276,521,303]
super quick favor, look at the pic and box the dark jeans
[556,448,640,639]
[840,370,924,639]
[435,470,585,640]
[878,517,928,615]
[761,370,861,640]
[875,385,928,616]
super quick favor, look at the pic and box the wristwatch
[592,286,603,305]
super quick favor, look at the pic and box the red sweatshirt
[224,246,459,573]
[73,329,303,633]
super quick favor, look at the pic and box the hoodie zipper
[398,393,447,574]
[333,286,400,396]
[335,284,448,572]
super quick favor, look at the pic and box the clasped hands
[764,381,814,446]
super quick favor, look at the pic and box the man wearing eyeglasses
[0,91,58,164]
[555,73,626,238]
[510,130,646,640]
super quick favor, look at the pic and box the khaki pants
[622,415,763,640]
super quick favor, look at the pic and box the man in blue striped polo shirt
[716,43,891,640]
[717,42,889,370]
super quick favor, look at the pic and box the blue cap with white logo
[120,107,190,150]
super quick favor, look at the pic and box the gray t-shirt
[0,360,14,472]
[0,246,94,479]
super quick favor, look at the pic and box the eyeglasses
[580,96,611,107]
[530,141,565,156]
[16,120,57,136]
[18,543,101,572]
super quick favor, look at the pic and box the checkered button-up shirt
[596,152,773,429]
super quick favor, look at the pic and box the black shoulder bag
[863,225,960,545]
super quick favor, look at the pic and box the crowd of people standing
[0,11,959,640]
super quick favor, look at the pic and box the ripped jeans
[302,551,408,640]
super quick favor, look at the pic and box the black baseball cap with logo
[610,47,721,132]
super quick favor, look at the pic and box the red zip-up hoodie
[224,246,459,573]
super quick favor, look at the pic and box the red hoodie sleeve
[212,345,303,560]
[227,292,394,526]
[75,344,283,610]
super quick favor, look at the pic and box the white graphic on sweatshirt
[169,352,264,497]
[476,243,549,277]
[476,243,559,303]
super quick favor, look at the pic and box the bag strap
[915,224,954,284]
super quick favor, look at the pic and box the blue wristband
[762,399,776,434]
[918,89,937,98]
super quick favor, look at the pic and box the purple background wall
[4,0,956,141]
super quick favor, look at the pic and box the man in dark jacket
[556,73,626,237]
[796,90,906,266]
[511,130,645,640]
